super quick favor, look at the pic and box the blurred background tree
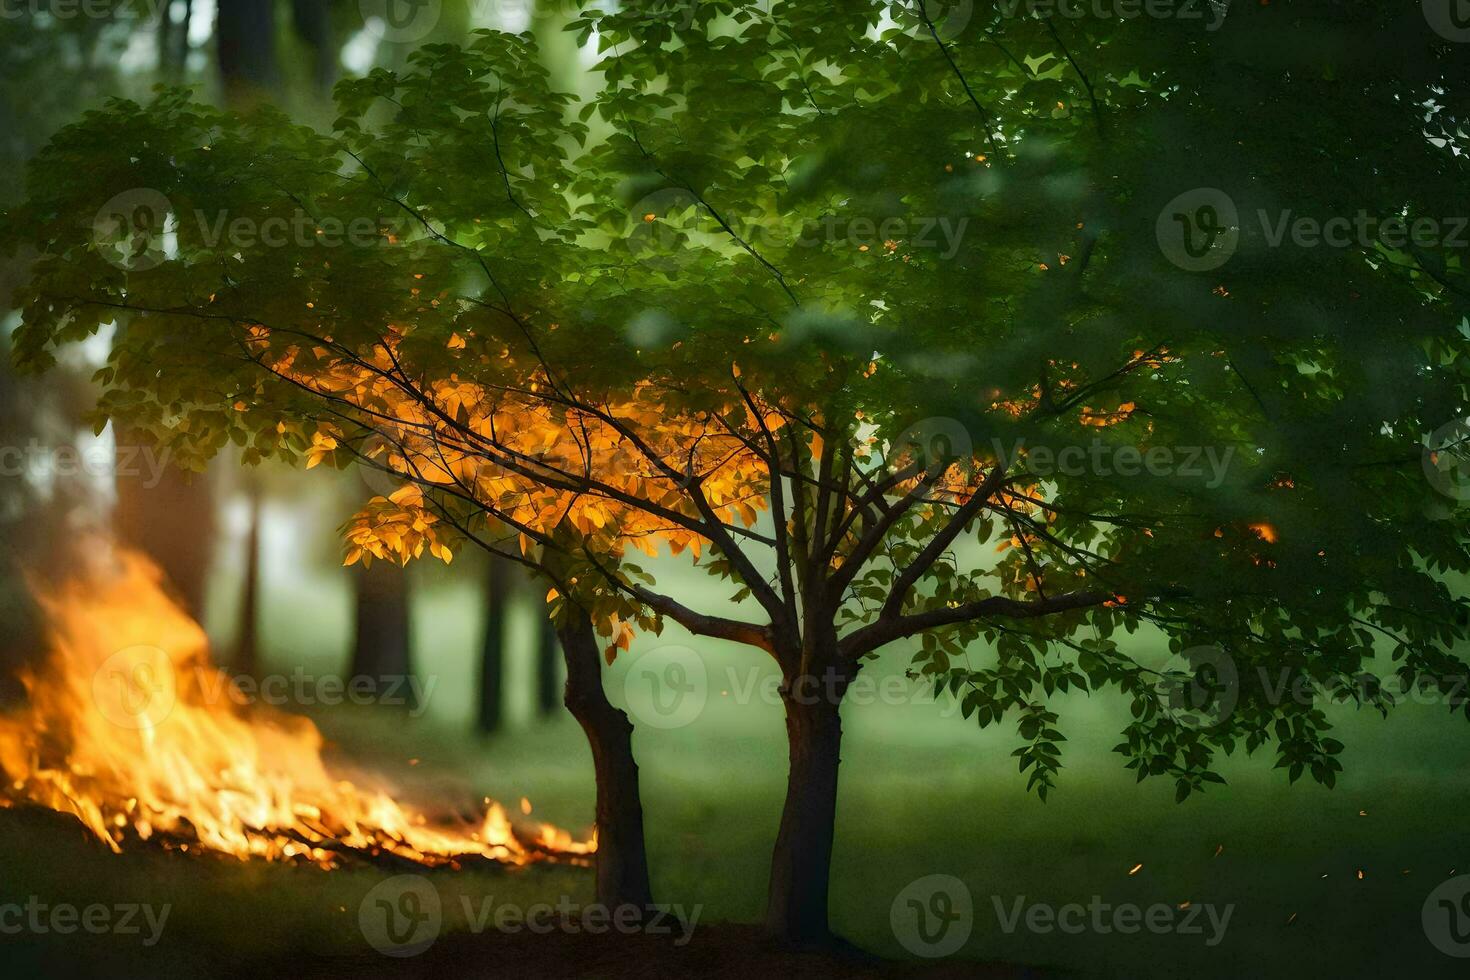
[0,0,574,728]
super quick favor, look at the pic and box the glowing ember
[0,546,592,869]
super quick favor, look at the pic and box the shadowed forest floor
[3,559,1467,977]
[1,703,1467,978]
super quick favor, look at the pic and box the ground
[2,528,1468,977]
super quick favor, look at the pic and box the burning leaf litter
[0,547,593,870]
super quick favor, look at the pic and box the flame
[0,546,591,869]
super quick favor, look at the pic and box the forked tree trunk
[765,675,846,945]
[557,613,653,912]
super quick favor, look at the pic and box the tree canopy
[8,1,1470,816]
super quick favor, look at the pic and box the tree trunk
[558,613,653,913]
[537,611,560,716]
[764,676,846,946]
[216,0,280,104]
[477,556,510,733]
[157,0,192,81]
[289,0,336,96]
[114,434,214,622]
[351,559,414,709]
[233,483,262,676]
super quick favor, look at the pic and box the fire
[0,546,592,869]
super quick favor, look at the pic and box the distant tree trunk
[157,0,192,81]
[764,655,850,947]
[217,0,280,104]
[558,612,653,913]
[537,610,560,716]
[351,559,414,709]
[289,0,336,96]
[233,483,262,675]
[477,556,510,733]
[114,439,214,622]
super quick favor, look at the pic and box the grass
[4,528,1469,977]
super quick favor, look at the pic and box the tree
[9,3,1470,948]
[478,551,511,732]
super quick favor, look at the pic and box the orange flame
[0,546,591,869]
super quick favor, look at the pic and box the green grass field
[4,533,1469,977]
